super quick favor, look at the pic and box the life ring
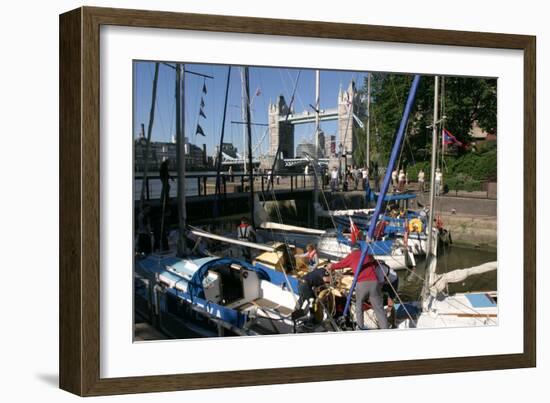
[408,218,423,233]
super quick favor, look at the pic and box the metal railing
[134,172,325,201]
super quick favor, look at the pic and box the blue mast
[342,75,422,318]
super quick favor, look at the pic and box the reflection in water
[398,245,497,301]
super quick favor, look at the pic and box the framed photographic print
[59,6,536,396]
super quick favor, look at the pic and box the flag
[202,83,207,94]
[442,128,464,147]
[349,217,360,245]
[196,124,205,136]
[200,98,205,108]
[199,108,206,119]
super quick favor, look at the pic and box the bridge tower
[337,80,361,164]
[268,95,295,159]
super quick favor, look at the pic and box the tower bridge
[266,80,364,167]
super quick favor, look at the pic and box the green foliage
[355,73,497,166]
[445,173,483,192]
[406,147,496,192]
[353,73,497,191]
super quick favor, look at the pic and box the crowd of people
[326,164,444,195]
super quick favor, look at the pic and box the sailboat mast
[214,66,231,196]
[139,62,160,212]
[315,70,320,155]
[366,72,371,169]
[342,75,422,318]
[440,76,446,167]
[423,75,440,296]
[175,63,187,257]
[244,67,255,226]
[313,70,320,227]
[241,67,248,175]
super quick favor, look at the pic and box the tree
[354,73,497,164]
[443,77,497,149]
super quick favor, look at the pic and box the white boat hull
[397,292,498,329]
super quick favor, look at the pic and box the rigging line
[278,69,292,103]
[399,263,425,282]
[260,177,310,267]
[376,261,417,327]
[253,127,270,154]
[254,165,300,274]
[334,100,354,212]
[144,63,163,140]
[248,73,257,163]
[286,69,306,113]
[157,65,171,142]
[390,74,404,108]
[305,155,350,258]
[166,67,176,143]
[309,156,339,233]
[191,74,203,144]
[404,133,417,167]
[267,70,303,193]
[211,65,217,151]
[133,62,138,135]
[146,63,167,141]
[256,181,299,305]
[256,68,269,155]
[396,119,410,172]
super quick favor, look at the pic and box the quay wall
[137,190,497,247]
[440,214,497,249]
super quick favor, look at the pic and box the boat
[135,254,311,337]
[134,65,341,337]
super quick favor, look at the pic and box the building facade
[134,137,208,171]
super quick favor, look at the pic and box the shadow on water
[398,244,497,301]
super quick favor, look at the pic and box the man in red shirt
[327,245,388,330]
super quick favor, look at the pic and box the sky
[133,61,369,157]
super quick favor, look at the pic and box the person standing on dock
[373,161,380,192]
[398,169,406,192]
[159,159,173,207]
[327,245,388,330]
[391,169,398,192]
[417,169,425,193]
[352,166,360,190]
[361,167,369,190]
[330,167,339,192]
[435,168,443,196]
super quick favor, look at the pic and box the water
[397,245,497,301]
[134,171,229,199]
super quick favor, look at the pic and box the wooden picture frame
[59,6,536,396]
